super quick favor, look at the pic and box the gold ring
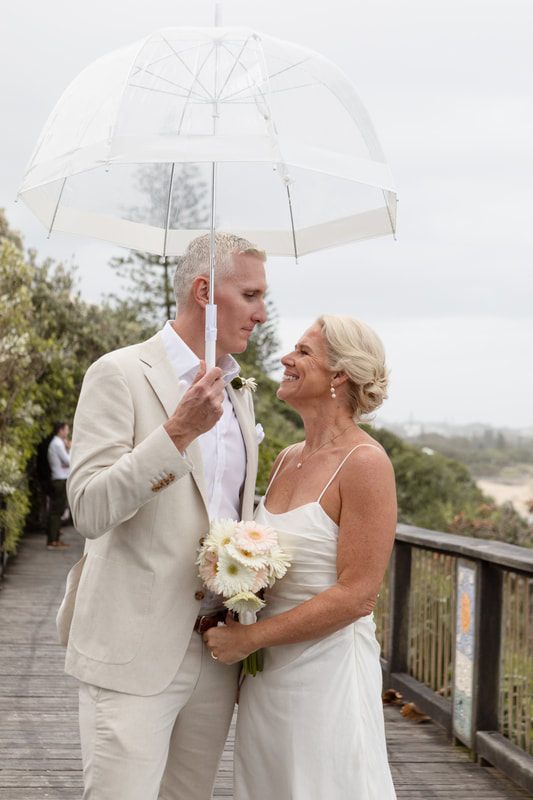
[211,651,218,660]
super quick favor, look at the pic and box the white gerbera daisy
[224,591,265,615]
[203,518,238,554]
[266,544,291,585]
[252,567,269,593]
[212,550,257,597]
[235,521,278,554]
[198,552,218,589]
[226,541,269,570]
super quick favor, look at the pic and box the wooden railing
[375,523,533,794]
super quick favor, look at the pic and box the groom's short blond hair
[174,233,266,310]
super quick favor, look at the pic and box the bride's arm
[204,446,397,664]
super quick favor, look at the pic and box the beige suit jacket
[56,332,258,696]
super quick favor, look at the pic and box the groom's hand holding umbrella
[163,360,225,452]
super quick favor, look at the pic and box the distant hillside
[378,420,533,479]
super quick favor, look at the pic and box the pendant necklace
[296,423,354,469]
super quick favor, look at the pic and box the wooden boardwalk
[1,526,532,799]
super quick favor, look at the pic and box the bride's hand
[203,614,253,664]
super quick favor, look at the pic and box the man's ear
[191,275,210,309]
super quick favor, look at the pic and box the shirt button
[195,590,205,601]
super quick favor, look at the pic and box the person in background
[46,421,71,549]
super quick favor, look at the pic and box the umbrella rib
[129,72,208,100]
[162,163,175,257]
[126,82,210,104]
[47,178,67,237]
[264,56,313,82]
[128,79,296,107]
[382,189,397,238]
[159,35,217,102]
[285,183,299,263]
[214,36,255,101]
[222,57,313,102]
[211,37,274,118]
[222,79,318,105]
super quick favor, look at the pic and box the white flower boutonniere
[231,376,257,392]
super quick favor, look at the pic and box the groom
[56,232,267,800]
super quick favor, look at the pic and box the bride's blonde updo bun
[317,314,389,420]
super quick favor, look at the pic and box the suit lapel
[139,334,184,418]
[138,334,208,508]
[227,384,258,520]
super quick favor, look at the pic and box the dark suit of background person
[46,421,71,549]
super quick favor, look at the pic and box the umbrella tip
[214,1,222,26]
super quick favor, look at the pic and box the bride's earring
[330,382,336,399]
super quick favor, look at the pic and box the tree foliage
[236,293,282,376]
[0,211,154,553]
[109,164,210,327]
[0,236,50,550]
[0,239,45,492]
[403,429,533,478]
[449,502,530,546]
[362,425,531,545]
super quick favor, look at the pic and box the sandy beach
[477,478,533,521]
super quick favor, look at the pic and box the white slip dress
[234,444,397,799]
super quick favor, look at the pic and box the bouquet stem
[243,649,262,676]
[239,609,262,676]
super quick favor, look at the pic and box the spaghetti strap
[317,444,382,504]
[264,443,300,499]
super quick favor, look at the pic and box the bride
[205,314,397,799]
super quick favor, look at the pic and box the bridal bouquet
[196,518,290,675]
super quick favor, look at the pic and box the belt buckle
[196,615,208,634]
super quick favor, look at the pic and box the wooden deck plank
[1,527,532,799]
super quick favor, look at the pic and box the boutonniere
[231,376,257,392]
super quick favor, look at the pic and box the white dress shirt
[160,322,247,612]
[48,436,71,480]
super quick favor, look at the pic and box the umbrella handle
[205,304,217,371]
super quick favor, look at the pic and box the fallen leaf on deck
[382,689,404,705]
[400,702,430,723]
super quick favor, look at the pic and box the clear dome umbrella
[18,26,397,367]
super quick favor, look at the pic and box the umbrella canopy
[19,26,397,259]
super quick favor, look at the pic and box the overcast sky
[1,0,532,429]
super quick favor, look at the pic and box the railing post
[474,561,503,737]
[453,559,503,753]
[385,540,412,680]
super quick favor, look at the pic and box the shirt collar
[160,321,240,384]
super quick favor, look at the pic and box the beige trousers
[78,630,239,800]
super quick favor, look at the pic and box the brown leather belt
[193,610,227,634]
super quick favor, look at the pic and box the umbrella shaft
[205,304,217,370]
[209,161,216,306]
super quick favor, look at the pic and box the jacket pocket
[69,554,154,665]
[56,554,88,646]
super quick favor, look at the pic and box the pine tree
[109,164,210,327]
